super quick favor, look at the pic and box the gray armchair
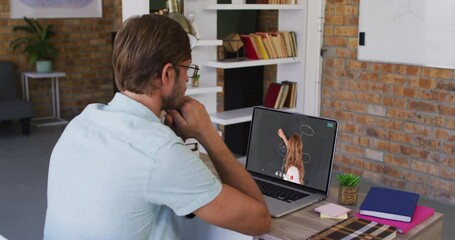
[0,61,34,134]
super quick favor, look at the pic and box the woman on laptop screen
[278,128,305,184]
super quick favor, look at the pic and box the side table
[21,72,68,126]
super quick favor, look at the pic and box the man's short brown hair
[112,14,191,95]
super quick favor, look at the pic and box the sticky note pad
[320,213,348,219]
[315,203,351,217]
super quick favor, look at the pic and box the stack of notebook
[308,217,397,240]
[356,187,435,233]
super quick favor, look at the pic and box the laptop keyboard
[255,179,309,203]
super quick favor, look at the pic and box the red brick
[394,65,421,75]
[356,93,382,104]
[422,68,452,79]
[381,74,406,85]
[334,26,358,37]
[400,145,429,159]
[414,113,446,127]
[408,77,437,89]
[324,36,347,47]
[436,81,455,91]
[325,15,350,25]
[324,58,346,68]
[365,127,386,138]
[334,110,356,121]
[388,131,412,143]
[384,166,401,178]
[347,60,369,70]
[402,170,429,184]
[403,123,432,137]
[380,177,406,190]
[359,72,379,82]
[387,108,415,120]
[336,48,355,58]
[441,156,455,168]
[334,5,358,16]
[384,154,410,167]
[441,167,455,179]
[391,85,415,97]
[438,105,455,116]
[383,96,406,108]
[411,160,439,175]
[409,100,437,113]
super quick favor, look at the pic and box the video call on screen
[246,108,337,192]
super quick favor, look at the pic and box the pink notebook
[355,205,435,233]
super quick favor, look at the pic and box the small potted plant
[337,173,360,205]
[191,73,200,87]
[10,17,58,73]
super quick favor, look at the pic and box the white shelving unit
[195,39,223,47]
[205,57,301,69]
[203,2,310,128]
[186,82,222,96]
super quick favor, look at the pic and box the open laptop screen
[246,107,338,192]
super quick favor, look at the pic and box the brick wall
[0,0,122,118]
[322,0,455,204]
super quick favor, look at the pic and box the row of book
[310,187,435,239]
[241,31,297,60]
[357,187,434,234]
[263,81,297,109]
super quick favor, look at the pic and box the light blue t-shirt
[44,93,222,240]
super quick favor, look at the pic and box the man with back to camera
[43,14,271,239]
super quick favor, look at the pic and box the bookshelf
[205,57,301,69]
[202,2,307,128]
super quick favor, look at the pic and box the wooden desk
[197,154,444,240]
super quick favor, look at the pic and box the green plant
[336,173,360,187]
[10,17,58,65]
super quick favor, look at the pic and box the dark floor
[0,122,454,240]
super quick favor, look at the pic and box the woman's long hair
[284,134,305,184]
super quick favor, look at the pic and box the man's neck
[122,91,162,117]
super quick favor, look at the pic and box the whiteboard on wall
[358,0,455,69]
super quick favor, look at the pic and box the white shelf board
[210,107,254,125]
[206,4,303,10]
[185,83,222,95]
[204,57,301,69]
[210,106,298,125]
[196,40,223,47]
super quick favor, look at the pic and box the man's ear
[161,63,174,87]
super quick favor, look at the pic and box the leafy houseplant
[337,173,360,205]
[10,17,58,73]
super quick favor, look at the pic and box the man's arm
[165,98,271,236]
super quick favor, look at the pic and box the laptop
[245,107,338,217]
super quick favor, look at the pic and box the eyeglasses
[176,64,199,79]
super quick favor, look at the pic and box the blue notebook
[359,187,419,222]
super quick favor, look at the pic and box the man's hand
[164,97,216,142]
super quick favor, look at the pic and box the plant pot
[338,185,358,205]
[36,61,52,73]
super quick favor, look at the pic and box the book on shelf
[240,35,260,60]
[252,34,270,59]
[308,217,397,240]
[355,205,435,234]
[359,187,419,223]
[276,83,289,109]
[240,31,297,60]
[281,81,297,108]
[264,82,282,108]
